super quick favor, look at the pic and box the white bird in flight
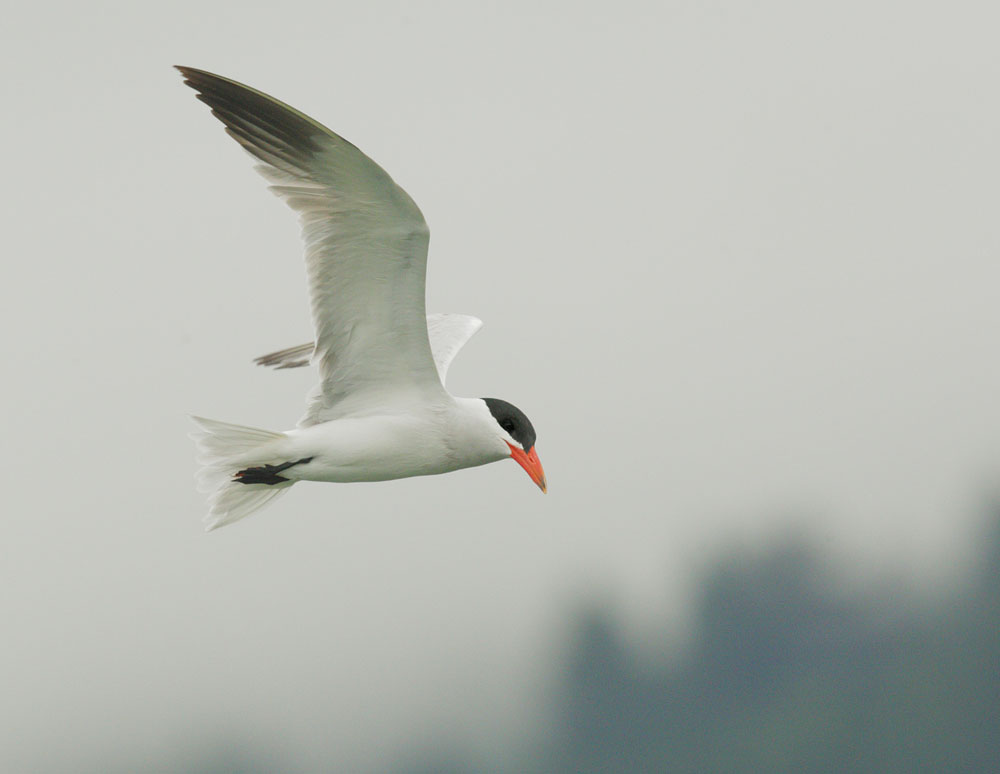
[177,66,546,530]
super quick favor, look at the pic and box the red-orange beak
[507,443,547,493]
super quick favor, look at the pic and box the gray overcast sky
[4,0,1000,770]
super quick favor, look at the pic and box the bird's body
[258,397,509,485]
[178,67,545,529]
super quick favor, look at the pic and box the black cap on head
[483,398,537,451]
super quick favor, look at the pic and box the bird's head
[483,397,546,493]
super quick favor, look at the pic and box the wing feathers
[179,66,326,159]
[178,66,442,424]
[254,342,315,370]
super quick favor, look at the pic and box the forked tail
[190,416,295,531]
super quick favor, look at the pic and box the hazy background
[3,0,1000,771]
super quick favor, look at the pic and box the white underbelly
[279,415,464,483]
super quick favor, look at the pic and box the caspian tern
[177,67,546,530]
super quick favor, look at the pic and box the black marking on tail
[233,457,314,485]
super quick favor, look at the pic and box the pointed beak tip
[508,443,547,494]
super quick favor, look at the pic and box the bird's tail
[190,416,294,531]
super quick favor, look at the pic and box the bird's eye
[502,420,515,433]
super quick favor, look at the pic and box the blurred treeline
[402,517,1000,774]
[103,516,1000,773]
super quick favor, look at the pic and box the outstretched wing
[177,67,444,422]
[254,313,483,387]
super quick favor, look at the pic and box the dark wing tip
[253,342,315,370]
[174,65,326,167]
[174,65,215,87]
